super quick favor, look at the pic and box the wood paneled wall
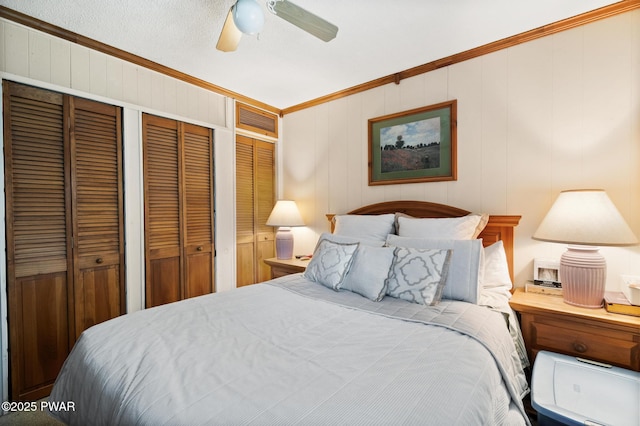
[282,10,640,290]
[0,18,227,127]
[0,16,238,312]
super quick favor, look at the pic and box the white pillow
[386,235,483,304]
[341,245,395,301]
[318,232,385,247]
[476,242,526,368]
[303,239,359,290]
[333,214,395,243]
[472,213,490,238]
[481,240,512,299]
[386,247,452,305]
[394,212,489,238]
[397,215,483,240]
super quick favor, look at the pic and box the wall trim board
[0,5,281,116]
[281,0,640,115]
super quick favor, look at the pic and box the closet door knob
[96,257,104,264]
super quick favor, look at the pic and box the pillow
[386,247,451,305]
[395,212,489,238]
[386,235,484,304]
[472,213,490,239]
[303,239,359,290]
[318,232,385,247]
[341,245,395,301]
[396,214,483,240]
[333,214,395,243]
[481,240,512,298]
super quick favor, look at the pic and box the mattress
[48,274,530,425]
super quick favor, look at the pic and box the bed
[48,200,529,425]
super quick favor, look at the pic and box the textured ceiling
[0,0,621,109]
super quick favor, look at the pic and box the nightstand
[264,257,309,279]
[509,288,640,371]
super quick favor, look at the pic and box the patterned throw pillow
[385,236,484,304]
[303,239,359,290]
[386,247,452,305]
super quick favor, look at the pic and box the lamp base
[560,246,606,308]
[275,227,294,260]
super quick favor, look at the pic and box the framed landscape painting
[368,100,457,185]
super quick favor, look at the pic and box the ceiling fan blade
[269,0,338,42]
[216,7,242,52]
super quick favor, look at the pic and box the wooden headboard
[326,200,521,283]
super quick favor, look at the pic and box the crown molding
[0,6,282,116]
[282,0,640,115]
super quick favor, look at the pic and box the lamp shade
[233,0,264,35]
[533,189,638,246]
[533,189,638,308]
[267,200,304,260]
[266,200,304,227]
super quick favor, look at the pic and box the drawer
[530,320,639,370]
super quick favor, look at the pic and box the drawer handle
[573,341,588,353]
[197,246,203,251]
[96,257,104,264]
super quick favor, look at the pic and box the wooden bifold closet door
[142,114,215,308]
[235,135,275,286]
[3,81,125,401]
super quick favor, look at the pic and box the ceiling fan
[216,0,338,52]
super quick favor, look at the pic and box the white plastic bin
[531,351,640,426]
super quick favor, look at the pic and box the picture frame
[368,100,457,186]
[533,259,562,287]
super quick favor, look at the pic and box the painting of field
[381,143,440,173]
[368,100,456,185]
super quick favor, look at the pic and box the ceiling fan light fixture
[233,0,265,35]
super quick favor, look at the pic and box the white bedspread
[49,274,530,425]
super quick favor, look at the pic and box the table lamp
[266,200,305,259]
[533,189,638,308]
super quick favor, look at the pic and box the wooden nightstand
[264,257,309,279]
[509,288,640,371]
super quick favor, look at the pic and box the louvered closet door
[235,136,256,286]
[254,141,275,282]
[235,136,275,286]
[182,123,215,297]
[3,82,125,401]
[143,115,182,307]
[3,82,71,401]
[70,97,125,337]
[143,115,215,307]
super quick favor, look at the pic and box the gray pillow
[303,239,359,290]
[333,214,395,243]
[386,247,452,306]
[341,245,395,301]
[386,235,484,304]
[318,232,385,247]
